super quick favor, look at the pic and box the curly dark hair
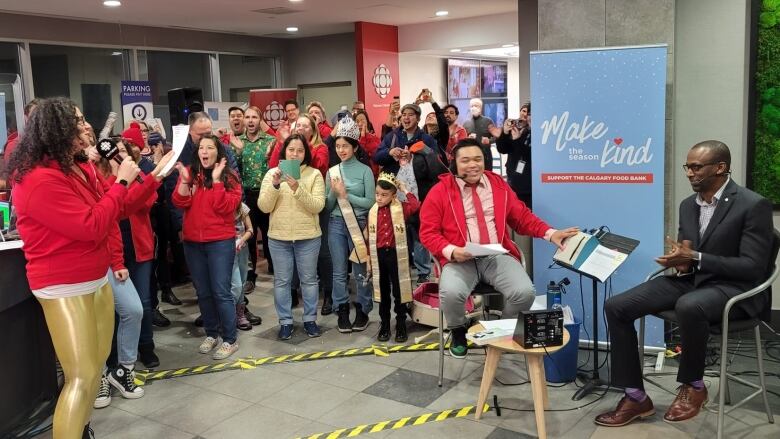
[282,133,312,166]
[9,97,81,182]
[189,133,238,189]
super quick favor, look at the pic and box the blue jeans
[408,222,431,277]
[268,237,321,325]
[328,216,373,312]
[108,269,143,365]
[231,245,249,304]
[183,239,238,344]
[126,259,154,347]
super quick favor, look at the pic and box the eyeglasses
[682,162,722,172]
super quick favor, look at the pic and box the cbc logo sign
[263,100,286,130]
[373,64,392,98]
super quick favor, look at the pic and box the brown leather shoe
[595,395,655,427]
[664,384,708,423]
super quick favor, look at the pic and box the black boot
[152,308,170,327]
[377,320,391,342]
[161,287,182,305]
[321,293,333,316]
[138,343,160,368]
[352,303,369,332]
[337,303,352,333]
[395,318,408,343]
[245,307,262,326]
[83,423,95,439]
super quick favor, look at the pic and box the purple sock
[625,387,647,402]
[689,379,705,390]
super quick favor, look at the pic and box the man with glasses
[595,140,773,427]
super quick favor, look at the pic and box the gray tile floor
[32,267,780,439]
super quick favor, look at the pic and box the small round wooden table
[469,323,570,439]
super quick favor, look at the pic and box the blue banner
[531,46,667,347]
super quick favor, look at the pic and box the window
[142,50,212,130]
[218,54,276,102]
[0,43,21,150]
[30,44,128,129]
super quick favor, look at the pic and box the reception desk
[0,241,57,436]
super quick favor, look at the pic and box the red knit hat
[122,122,145,149]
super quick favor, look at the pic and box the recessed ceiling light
[111,51,123,56]
[502,44,515,48]
[289,0,303,2]
[450,48,461,53]
[286,26,299,32]
[435,10,449,17]
[103,0,121,6]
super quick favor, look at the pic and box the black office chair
[433,242,526,387]
[638,229,779,439]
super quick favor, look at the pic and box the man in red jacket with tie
[420,138,578,358]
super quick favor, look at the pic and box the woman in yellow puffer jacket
[258,134,326,339]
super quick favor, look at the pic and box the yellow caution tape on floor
[134,341,451,386]
[293,404,490,439]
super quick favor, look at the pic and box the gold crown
[377,172,397,187]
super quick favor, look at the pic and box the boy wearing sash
[368,173,420,342]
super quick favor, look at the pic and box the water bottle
[547,281,562,310]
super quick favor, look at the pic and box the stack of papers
[465,319,516,345]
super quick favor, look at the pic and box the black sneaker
[352,303,369,332]
[152,308,170,327]
[194,315,203,327]
[242,280,255,294]
[245,308,262,326]
[395,319,408,343]
[107,365,144,399]
[93,374,111,409]
[416,275,430,285]
[337,303,352,333]
[138,344,160,368]
[449,326,468,359]
[161,287,182,305]
[377,320,391,342]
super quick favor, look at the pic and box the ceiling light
[103,0,121,6]
[502,44,515,48]
[450,48,461,53]
[464,46,519,58]
[286,26,299,32]
[111,51,123,56]
[435,10,449,17]
[289,0,304,2]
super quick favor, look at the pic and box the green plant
[753,0,780,203]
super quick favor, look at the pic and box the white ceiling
[0,0,518,38]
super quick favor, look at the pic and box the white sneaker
[107,365,144,399]
[94,375,112,408]
[199,336,220,354]
[212,341,239,360]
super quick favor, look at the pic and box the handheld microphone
[96,137,143,183]
[99,112,118,141]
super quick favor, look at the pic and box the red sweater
[12,160,128,290]
[172,169,242,242]
[420,171,551,268]
[268,142,329,177]
[360,132,381,177]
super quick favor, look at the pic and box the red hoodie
[172,168,242,242]
[419,171,551,268]
[105,173,160,262]
[12,160,128,290]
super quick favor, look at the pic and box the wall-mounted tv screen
[481,61,508,97]
[447,58,481,100]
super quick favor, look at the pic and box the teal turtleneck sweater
[325,155,376,219]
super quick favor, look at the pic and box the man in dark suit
[595,140,773,427]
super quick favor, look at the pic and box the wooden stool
[469,323,570,439]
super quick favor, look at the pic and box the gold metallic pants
[37,282,114,439]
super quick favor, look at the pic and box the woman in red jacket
[10,97,142,439]
[173,133,243,360]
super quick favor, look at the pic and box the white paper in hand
[464,242,508,257]
[160,125,190,176]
